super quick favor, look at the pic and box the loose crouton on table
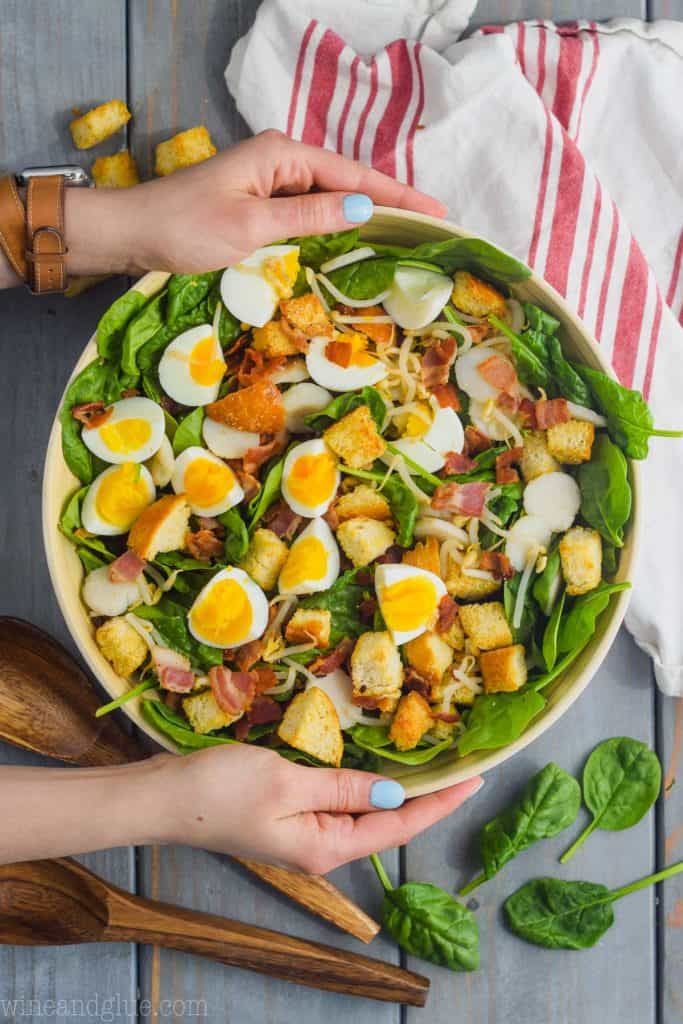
[91,150,140,188]
[70,100,131,149]
[155,126,216,176]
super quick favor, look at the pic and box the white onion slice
[316,272,390,308]
[320,246,376,274]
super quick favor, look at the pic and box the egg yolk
[99,417,152,455]
[189,335,226,386]
[279,536,328,590]
[325,334,377,368]
[184,458,235,509]
[190,578,253,646]
[404,403,432,438]
[95,463,151,528]
[287,451,337,509]
[380,577,438,632]
[263,250,300,298]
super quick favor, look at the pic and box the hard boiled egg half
[188,567,269,649]
[281,439,340,518]
[220,244,300,328]
[375,563,447,644]
[82,462,156,536]
[278,518,340,596]
[171,446,244,517]
[158,324,226,407]
[81,397,165,465]
[383,266,453,330]
[306,333,387,392]
[387,400,465,474]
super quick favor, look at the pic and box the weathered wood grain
[470,0,646,24]
[658,694,683,1024]
[651,0,683,16]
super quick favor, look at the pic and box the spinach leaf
[218,507,249,563]
[602,541,618,577]
[458,691,546,757]
[288,229,360,271]
[490,315,552,392]
[137,300,216,373]
[77,548,109,572]
[134,598,223,671]
[142,698,237,751]
[556,582,631,655]
[459,763,581,896]
[247,455,285,532]
[574,363,683,459]
[300,568,367,646]
[216,302,241,347]
[577,434,631,546]
[97,289,150,360]
[559,737,661,862]
[381,476,418,547]
[408,236,530,284]
[523,302,560,335]
[167,271,220,322]
[304,386,387,432]
[60,358,123,483]
[340,741,380,772]
[370,853,479,972]
[503,573,539,645]
[541,589,566,672]
[59,486,115,563]
[173,407,205,456]
[326,257,397,301]
[96,678,157,718]
[121,291,167,379]
[545,336,593,406]
[532,545,562,616]
[349,726,455,765]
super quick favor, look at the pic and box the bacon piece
[535,397,570,429]
[278,318,309,353]
[431,481,490,517]
[477,354,518,395]
[374,545,403,565]
[209,666,256,716]
[225,332,251,358]
[352,695,383,710]
[495,391,518,415]
[325,340,353,367]
[480,550,514,581]
[243,430,288,476]
[237,348,287,388]
[431,711,460,724]
[436,594,459,634]
[495,446,523,485]
[185,529,225,562]
[233,639,264,673]
[309,637,355,677]
[152,646,194,693]
[403,667,431,699]
[121,388,140,399]
[196,516,223,533]
[464,425,492,456]
[228,462,261,502]
[443,451,476,474]
[72,401,111,428]
[162,691,183,712]
[265,500,303,540]
[421,336,456,389]
[234,696,283,741]
[430,382,461,411]
[108,550,146,583]
[517,397,537,428]
[467,324,492,344]
[359,597,378,623]
[252,667,278,693]
[336,305,394,348]
[323,502,340,531]
[207,380,285,434]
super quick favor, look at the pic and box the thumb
[248,191,374,247]
[294,765,406,814]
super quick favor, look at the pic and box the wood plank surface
[470,0,646,24]
[658,694,683,1024]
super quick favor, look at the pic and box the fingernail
[470,778,485,796]
[370,779,405,810]
[343,193,374,223]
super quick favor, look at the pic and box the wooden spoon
[0,617,379,943]
[0,858,428,1006]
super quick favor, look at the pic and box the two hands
[0,131,482,871]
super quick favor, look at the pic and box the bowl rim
[42,207,641,796]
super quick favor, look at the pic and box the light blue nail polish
[343,193,374,223]
[370,779,405,810]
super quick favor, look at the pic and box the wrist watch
[0,164,92,294]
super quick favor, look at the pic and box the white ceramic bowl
[42,209,640,796]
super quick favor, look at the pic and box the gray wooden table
[1,1,681,1021]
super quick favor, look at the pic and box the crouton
[280,293,332,339]
[335,484,391,523]
[438,613,466,651]
[239,528,288,591]
[451,271,506,319]
[206,380,285,434]
[403,536,440,576]
[351,631,403,712]
[277,686,343,766]
[520,431,560,482]
[95,617,147,678]
[559,526,602,596]
[154,126,216,176]
[91,150,140,188]
[183,689,239,735]
[445,552,501,601]
[547,419,595,464]
[336,517,395,567]
[285,608,332,649]
[69,100,131,149]
[252,319,300,358]
[128,494,191,561]
[323,405,386,469]
[459,601,512,651]
[389,691,434,751]
[429,715,460,742]
[480,644,527,693]
[404,631,453,686]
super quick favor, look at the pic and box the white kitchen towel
[226,9,683,696]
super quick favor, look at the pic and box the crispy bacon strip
[336,304,394,348]
[237,348,287,388]
[443,451,476,474]
[496,391,518,415]
[430,382,461,411]
[265,500,303,540]
[435,594,459,634]
[228,462,260,502]
[431,481,490,517]
[467,323,492,344]
[374,545,403,565]
[185,529,225,561]
[243,430,288,476]
[480,550,514,581]
[431,711,460,724]
[403,667,431,699]
[495,446,523,485]
[309,637,355,677]
[517,397,537,428]
[359,596,378,623]
[234,696,283,740]
[121,388,140,399]
[535,397,570,428]
[206,380,285,434]
[325,340,353,367]
[108,550,146,583]
[477,354,518,394]
[464,425,492,456]
[72,402,111,428]
[421,336,456,389]
[209,666,256,716]
[152,646,194,693]
[252,667,278,693]
[233,639,265,673]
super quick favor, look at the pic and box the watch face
[16,165,92,187]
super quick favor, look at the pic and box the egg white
[171,446,244,517]
[158,325,226,407]
[281,438,340,518]
[375,563,447,645]
[202,416,260,460]
[455,345,509,403]
[306,669,358,729]
[423,404,465,455]
[282,382,333,434]
[278,517,340,596]
[81,463,156,536]
[82,565,140,617]
[382,266,452,330]
[305,335,387,393]
[523,472,581,533]
[505,515,554,572]
[81,397,165,465]
[468,398,513,442]
[388,438,445,474]
[220,244,300,328]
[188,567,269,649]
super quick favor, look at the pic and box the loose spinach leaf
[503,573,539,645]
[60,358,124,483]
[59,486,115,562]
[457,691,546,757]
[459,763,581,895]
[166,271,220,322]
[541,589,566,672]
[97,289,150,360]
[142,698,237,750]
[304,386,387,432]
[556,582,631,655]
[121,291,167,379]
[408,236,530,284]
[577,434,631,547]
[134,598,223,671]
[247,455,285,532]
[326,257,397,301]
[288,229,360,271]
[349,726,455,765]
[173,407,205,456]
[218,507,249,563]
[533,545,562,616]
[560,737,661,862]
[300,568,367,647]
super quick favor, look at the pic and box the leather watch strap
[26,174,67,293]
[0,176,29,281]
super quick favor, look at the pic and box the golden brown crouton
[402,536,441,576]
[445,552,501,601]
[280,293,332,339]
[323,405,386,469]
[277,687,343,766]
[239,528,288,591]
[91,150,140,188]
[183,689,239,735]
[437,613,466,651]
[404,631,453,686]
[154,126,216,176]
[285,608,332,649]
[520,431,560,482]
[559,526,602,596]
[252,320,300,358]
[128,494,191,561]
[350,631,403,712]
[547,419,595,464]
[335,484,391,523]
[69,100,131,149]
[480,644,527,692]
[389,692,434,751]
[336,517,396,567]
[459,601,512,651]
[429,715,461,742]
[95,617,147,678]
[451,271,506,319]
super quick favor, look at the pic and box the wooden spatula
[0,857,428,1005]
[0,617,379,943]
